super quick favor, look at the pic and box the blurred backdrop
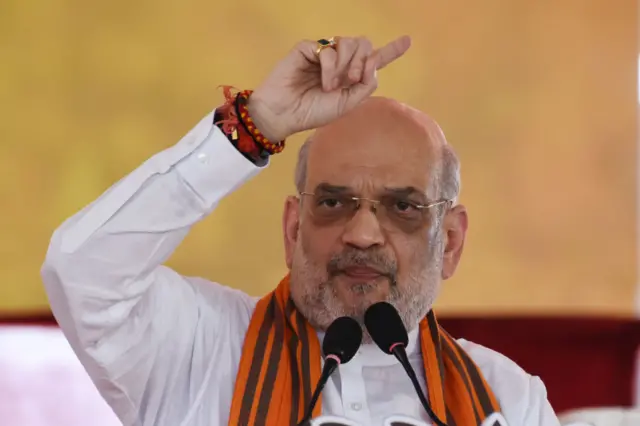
[1,0,637,316]
[2,0,640,425]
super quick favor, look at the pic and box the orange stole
[228,276,500,426]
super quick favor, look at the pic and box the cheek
[394,235,433,273]
[299,223,341,261]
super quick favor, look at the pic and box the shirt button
[197,153,208,163]
[350,402,362,411]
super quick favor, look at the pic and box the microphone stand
[297,357,340,426]
[391,345,448,426]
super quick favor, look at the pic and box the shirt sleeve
[41,110,263,425]
[522,376,562,426]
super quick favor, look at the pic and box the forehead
[305,101,443,194]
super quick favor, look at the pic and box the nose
[340,204,385,249]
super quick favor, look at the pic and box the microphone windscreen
[364,302,409,354]
[322,316,362,364]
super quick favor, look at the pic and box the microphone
[297,316,363,426]
[364,302,448,426]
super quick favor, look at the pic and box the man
[41,35,561,426]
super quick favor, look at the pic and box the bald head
[294,97,460,203]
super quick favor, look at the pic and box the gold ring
[315,37,337,56]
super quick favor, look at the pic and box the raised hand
[247,35,411,141]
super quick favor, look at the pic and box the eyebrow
[382,187,431,205]
[382,186,425,198]
[313,183,351,194]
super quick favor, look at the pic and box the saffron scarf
[229,276,500,425]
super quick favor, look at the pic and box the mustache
[327,248,398,283]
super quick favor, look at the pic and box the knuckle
[359,37,373,49]
[296,40,312,51]
[338,37,354,48]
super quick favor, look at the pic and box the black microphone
[297,316,363,426]
[364,302,448,426]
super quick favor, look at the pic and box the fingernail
[350,69,361,81]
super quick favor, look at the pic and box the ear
[441,204,468,280]
[283,196,301,269]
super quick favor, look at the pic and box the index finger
[374,35,412,70]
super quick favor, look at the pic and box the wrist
[246,92,291,142]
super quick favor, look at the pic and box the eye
[317,197,343,208]
[394,200,419,212]
[395,200,415,212]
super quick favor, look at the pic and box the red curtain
[440,316,640,413]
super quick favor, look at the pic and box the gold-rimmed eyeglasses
[298,190,452,232]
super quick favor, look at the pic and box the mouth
[339,266,385,280]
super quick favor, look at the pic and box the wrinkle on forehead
[306,97,449,195]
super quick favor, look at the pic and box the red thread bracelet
[215,86,263,160]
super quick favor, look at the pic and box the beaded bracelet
[235,90,286,155]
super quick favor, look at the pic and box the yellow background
[1,0,637,315]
